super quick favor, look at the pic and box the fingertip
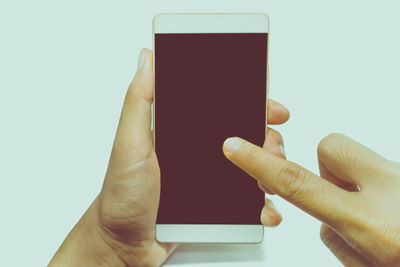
[263,128,286,159]
[128,48,154,103]
[260,198,283,227]
[268,100,290,125]
[136,48,152,71]
[271,213,283,227]
[273,100,290,119]
[222,137,243,157]
[261,206,283,227]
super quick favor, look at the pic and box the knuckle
[317,133,345,158]
[132,73,152,89]
[276,163,307,199]
[125,78,153,105]
[133,65,153,85]
[317,133,358,168]
[123,88,140,107]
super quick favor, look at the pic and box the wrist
[49,199,126,267]
[49,198,162,267]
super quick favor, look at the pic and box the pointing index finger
[223,137,352,227]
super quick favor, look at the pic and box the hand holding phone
[49,16,290,266]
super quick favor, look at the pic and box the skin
[49,47,400,266]
[48,48,290,267]
[222,134,400,266]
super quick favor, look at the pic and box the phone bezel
[152,13,269,243]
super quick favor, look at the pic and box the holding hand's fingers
[267,99,290,125]
[222,137,351,227]
[260,198,282,227]
[260,128,286,195]
[263,127,285,159]
[258,100,289,217]
[258,127,285,225]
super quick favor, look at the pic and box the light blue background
[1,0,399,266]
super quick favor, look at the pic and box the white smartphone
[153,13,269,243]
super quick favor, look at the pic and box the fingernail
[137,48,146,70]
[223,137,243,156]
[278,144,285,157]
[260,205,281,227]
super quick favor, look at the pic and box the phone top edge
[153,13,269,34]
[153,12,269,17]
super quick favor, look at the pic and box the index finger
[222,136,352,227]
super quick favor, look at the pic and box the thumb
[111,48,154,168]
[320,224,372,266]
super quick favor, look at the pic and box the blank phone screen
[155,33,267,224]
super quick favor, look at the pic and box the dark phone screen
[155,33,267,224]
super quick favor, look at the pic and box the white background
[1,0,399,266]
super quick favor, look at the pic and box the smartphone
[153,13,269,243]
